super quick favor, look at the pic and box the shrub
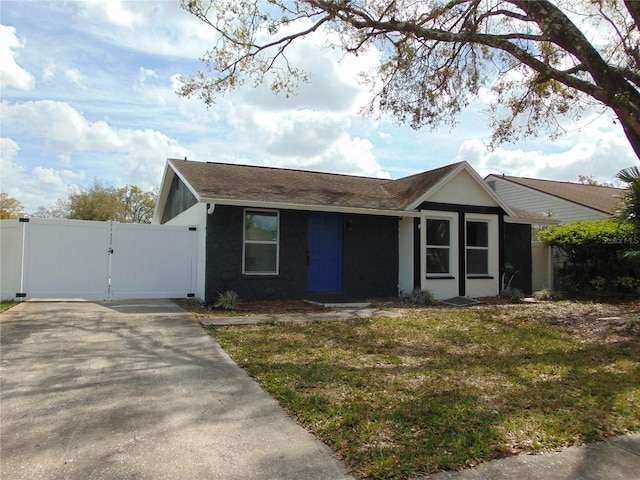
[538,220,639,295]
[500,288,524,302]
[403,288,435,305]
[615,276,640,294]
[532,287,560,301]
[590,276,607,292]
[214,290,240,311]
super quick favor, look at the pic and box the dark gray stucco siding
[205,205,308,303]
[342,214,399,299]
[205,206,399,303]
[504,222,532,294]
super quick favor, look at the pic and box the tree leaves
[49,181,157,224]
[178,0,640,159]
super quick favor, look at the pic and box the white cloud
[138,67,158,84]
[240,19,381,114]
[1,137,84,213]
[1,100,193,210]
[81,0,140,28]
[458,122,637,185]
[42,62,56,81]
[185,19,390,178]
[225,102,389,178]
[65,68,86,87]
[0,25,35,91]
[76,1,216,59]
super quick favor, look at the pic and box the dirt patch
[173,298,330,317]
[175,296,640,340]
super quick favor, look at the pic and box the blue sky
[2,0,638,214]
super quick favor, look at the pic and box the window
[426,219,450,275]
[466,221,488,276]
[244,210,279,274]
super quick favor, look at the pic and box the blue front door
[307,213,343,292]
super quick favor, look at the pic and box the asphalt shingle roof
[168,159,463,212]
[495,175,624,215]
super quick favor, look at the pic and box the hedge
[537,220,639,295]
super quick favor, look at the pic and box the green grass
[0,299,19,312]
[205,305,640,479]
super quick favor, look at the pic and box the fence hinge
[189,227,197,231]
[19,217,29,222]
[16,293,26,298]
[187,293,195,298]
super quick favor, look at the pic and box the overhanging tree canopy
[179,0,640,159]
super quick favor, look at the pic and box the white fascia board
[200,197,421,218]
[406,162,466,210]
[153,160,205,224]
[153,162,174,224]
[167,160,203,201]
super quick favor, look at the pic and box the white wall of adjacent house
[162,202,207,301]
[398,216,415,296]
[487,176,610,224]
[532,240,554,291]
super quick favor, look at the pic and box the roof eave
[504,216,559,225]
[199,197,421,217]
[153,159,204,224]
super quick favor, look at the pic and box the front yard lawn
[204,301,640,480]
[0,300,19,312]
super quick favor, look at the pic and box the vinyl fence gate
[1,218,198,300]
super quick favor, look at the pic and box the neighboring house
[484,174,624,291]
[484,174,624,223]
[154,159,543,303]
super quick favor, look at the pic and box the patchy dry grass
[204,301,640,480]
[0,300,19,312]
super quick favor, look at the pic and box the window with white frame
[466,221,489,276]
[426,218,451,275]
[243,210,279,274]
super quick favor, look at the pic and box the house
[484,174,624,224]
[154,159,545,303]
[484,174,624,291]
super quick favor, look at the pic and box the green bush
[532,287,560,301]
[538,220,639,295]
[616,276,640,294]
[500,288,524,302]
[406,288,435,305]
[214,290,240,311]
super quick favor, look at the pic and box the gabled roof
[165,159,468,214]
[155,159,531,223]
[486,174,624,215]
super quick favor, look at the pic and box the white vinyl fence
[1,218,199,300]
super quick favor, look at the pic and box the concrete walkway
[201,306,401,326]
[0,300,353,480]
[423,434,640,480]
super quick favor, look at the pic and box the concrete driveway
[0,300,353,480]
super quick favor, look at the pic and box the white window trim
[465,214,496,278]
[242,208,280,275]
[421,211,458,278]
